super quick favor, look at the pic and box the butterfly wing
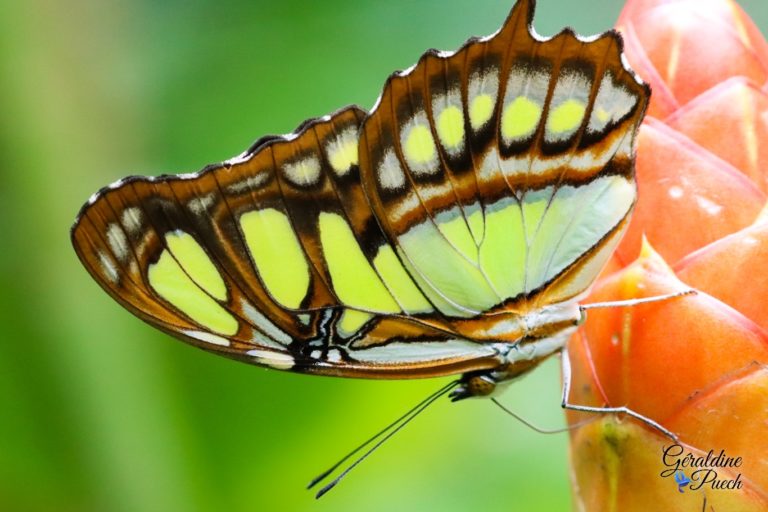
[359,0,648,329]
[71,0,649,378]
[72,105,505,378]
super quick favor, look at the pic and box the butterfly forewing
[72,0,649,379]
[72,105,500,377]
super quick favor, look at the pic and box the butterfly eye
[466,375,498,397]
[449,373,500,402]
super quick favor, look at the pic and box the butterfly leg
[559,345,679,442]
[580,289,696,311]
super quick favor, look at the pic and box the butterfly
[72,0,647,414]
[674,470,692,493]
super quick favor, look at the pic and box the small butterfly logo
[674,470,691,493]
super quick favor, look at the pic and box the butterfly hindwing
[72,0,649,378]
[358,0,647,324]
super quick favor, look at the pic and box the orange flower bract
[567,0,768,509]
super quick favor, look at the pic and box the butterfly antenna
[490,398,597,434]
[309,379,459,499]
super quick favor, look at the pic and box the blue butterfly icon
[674,470,691,493]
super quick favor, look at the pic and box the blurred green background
[1,1,766,511]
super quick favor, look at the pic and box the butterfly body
[72,0,648,398]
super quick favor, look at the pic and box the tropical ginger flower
[567,0,768,510]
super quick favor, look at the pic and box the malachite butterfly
[72,0,648,404]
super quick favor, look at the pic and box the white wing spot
[241,300,292,346]
[283,156,321,186]
[226,173,269,194]
[98,251,119,283]
[245,349,295,370]
[188,194,215,215]
[182,330,230,347]
[588,71,637,134]
[378,149,406,190]
[326,127,359,176]
[121,207,143,235]
[106,223,130,262]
